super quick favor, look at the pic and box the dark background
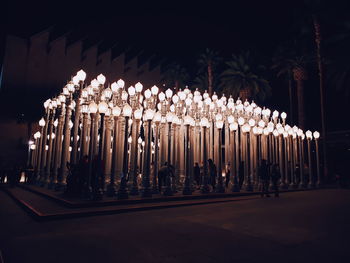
[1,0,350,131]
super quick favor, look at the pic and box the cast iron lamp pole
[163,111,174,196]
[183,115,194,195]
[117,103,132,199]
[215,119,225,193]
[313,131,321,187]
[306,130,314,188]
[152,112,161,194]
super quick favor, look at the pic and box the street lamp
[117,103,132,199]
[152,111,162,194]
[183,115,193,195]
[215,119,225,193]
[313,131,321,187]
[306,130,313,188]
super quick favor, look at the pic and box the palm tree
[162,62,189,90]
[272,46,295,124]
[220,51,271,102]
[197,48,222,96]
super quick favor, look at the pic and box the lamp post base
[129,185,139,196]
[117,176,129,200]
[141,187,152,198]
[106,183,117,197]
[230,177,240,192]
[243,182,253,192]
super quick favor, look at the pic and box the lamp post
[313,131,321,187]
[129,108,143,195]
[183,115,193,195]
[215,119,225,193]
[152,112,161,194]
[163,111,173,196]
[35,117,46,183]
[306,130,313,188]
[297,129,304,188]
[117,103,132,199]
[200,117,210,194]
[107,105,121,196]
[141,109,154,197]
[43,102,56,187]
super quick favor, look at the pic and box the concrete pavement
[0,189,349,263]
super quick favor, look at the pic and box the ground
[0,189,349,263]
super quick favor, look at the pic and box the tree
[219,51,271,102]
[197,48,222,96]
[162,62,189,90]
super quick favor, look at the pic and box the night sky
[2,0,350,130]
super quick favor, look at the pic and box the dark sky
[2,0,350,130]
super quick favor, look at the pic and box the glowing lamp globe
[88,101,98,114]
[103,88,113,99]
[242,123,251,133]
[253,126,258,135]
[67,82,75,93]
[172,94,179,104]
[128,86,136,96]
[170,104,175,112]
[238,117,245,126]
[91,79,99,89]
[297,129,303,137]
[98,101,108,114]
[306,130,312,139]
[39,118,46,127]
[215,114,223,121]
[272,110,279,118]
[77,69,86,81]
[200,117,209,127]
[258,120,265,128]
[153,112,162,123]
[166,112,174,123]
[158,92,166,101]
[34,132,41,139]
[112,106,121,117]
[227,115,234,124]
[54,119,58,127]
[281,112,287,119]
[123,104,132,117]
[63,87,69,95]
[313,131,320,139]
[165,88,173,99]
[230,122,238,131]
[144,89,152,99]
[217,99,223,107]
[216,120,224,129]
[236,104,243,112]
[72,75,79,86]
[151,85,159,95]
[248,119,256,127]
[135,82,143,93]
[278,127,284,134]
[144,109,155,120]
[185,98,192,106]
[132,109,141,120]
[117,79,125,89]
[273,130,279,137]
[69,120,73,129]
[179,91,186,101]
[212,93,218,101]
[97,74,106,85]
[111,82,119,92]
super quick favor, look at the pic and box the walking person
[259,160,270,197]
[238,162,244,190]
[225,163,231,188]
[208,159,217,191]
[271,164,281,197]
[158,162,168,193]
[193,162,201,189]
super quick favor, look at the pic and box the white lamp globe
[166,112,174,123]
[34,131,41,139]
[230,122,238,131]
[128,86,136,96]
[153,112,162,123]
[200,117,209,127]
[122,104,132,117]
[306,130,312,139]
[88,101,98,114]
[98,101,108,114]
[97,74,106,85]
[134,109,143,120]
[227,115,234,124]
[151,85,159,95]
[248,119,256,127]
[91,79,99,90]
[77,69,86,81]
[281,112,287,119]
[103,88,113,99]
[216,120,224,129]
[165,88,173,99]
[313,131,320,139]
[111,82,119,92]
[39,118,46,127]
[72,75,80,86]
[117,79,125,89]
[135,82,143,93]
[144,89,152,99]
[121,90,128,101]
[238,117,245,126]
[112,106,121,117]
[144,109,155,120]
[258,120,265,128]
[158,92,166,101]
[172,94,179,104]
